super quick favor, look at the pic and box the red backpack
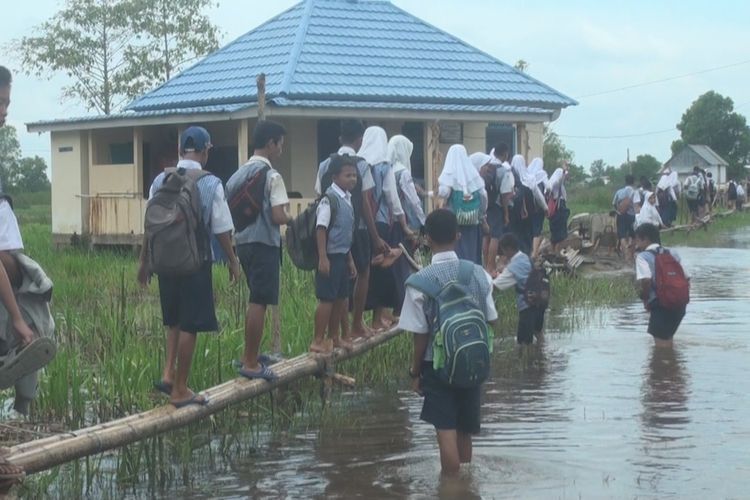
[650,248,690,309]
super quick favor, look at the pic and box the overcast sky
[3,0,749,170]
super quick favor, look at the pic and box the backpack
[684,176,700,200]
[285,194,338,271]
[145,168,211,276]
[406,260,492,388]
[228,164,270,232]
[650,247,690,309]
[481,165,499,205]
[449,189,482,226]
[524,265,550,308]
[615,187,633,214]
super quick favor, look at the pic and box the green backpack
[406,260,493,388]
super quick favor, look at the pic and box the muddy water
[111,233,750,499]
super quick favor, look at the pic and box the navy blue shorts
[486,205,506,239]
[419,362,481,434]
[315,253,350,302]
[158,261,218,334]
[648,304,686,340]
[616,213,635,239]
[238,243,281,306]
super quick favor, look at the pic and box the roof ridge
[280,0,316,96]
[386,2,577,107]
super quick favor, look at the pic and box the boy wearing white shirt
[311,156,358,354]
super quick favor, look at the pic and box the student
[389,135,426,235]
[470,152,494,265]
[612,175,637,261]
[438,145,487,265]
[508,154,534,255]
[706,172,717,212]
[656,170,677,227]
[634,223,687,347]
[359,126,409,330]
[526,158,549,258]
[683,167,704,224]
[493,233,546,345]
[226,121,291,381]
[484,144,515,274]
[399,209,498,476]
[0,65,56,416]
[736,182,746,212]
[635,191,664,229]
[310,155,358,354]
[315,120,388,338]
[139,126,240,407]
[547,161,570,253]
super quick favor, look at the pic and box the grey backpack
[145,168,211,276]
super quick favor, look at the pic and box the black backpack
[286,195,339,271]
[524,265,550,308]
[228,165,270,232]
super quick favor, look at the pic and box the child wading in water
[311,155,359,354]
[634,223,689,347]
[399,209,497,475]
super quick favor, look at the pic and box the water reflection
[640,346,690,432]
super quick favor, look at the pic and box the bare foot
[351,323,373,339]
[310,339,333,354]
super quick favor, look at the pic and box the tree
[589,159,610,180]
[672,91,750,178]
[514,59,529,72]
[0,126,50,192]
[14,157,51,192]
[616,154,662,186]
[543,126,587,185]
[16,0,134,114]
[15,0,220,114]
[122,0,220,98]
[0,126,22,191]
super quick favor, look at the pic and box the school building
[664,144,729,185]
[27,0,576,246]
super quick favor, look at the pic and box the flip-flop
[0,337,57,390]
[238,363,277,381]
[171,393,208,408]
[153,380,173,396]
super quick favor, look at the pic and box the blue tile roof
[127,0,576,113]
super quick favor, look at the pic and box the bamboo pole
[6,327,404,475]
[255,73,282,355]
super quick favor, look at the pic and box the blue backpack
[406,260,492,388]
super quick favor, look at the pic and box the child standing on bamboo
[310,155,359,354]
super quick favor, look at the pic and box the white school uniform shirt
[0,200,23,251]
[148,159,234,235]
[246,155,290,209]
[398,251,498,335]
[315,182,352,228]
[314,146,375,196]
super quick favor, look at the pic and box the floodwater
[63,230,750,499]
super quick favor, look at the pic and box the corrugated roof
[688,144,729,166]
[127,0,576,113]
[29,103,253,129]
[269,97,553,115]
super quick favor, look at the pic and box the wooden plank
[6,327,404,475]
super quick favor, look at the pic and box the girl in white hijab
[526,158,549,257]
[388,135,426,230]
[359,127,407,331]
[510,154,527,181]
[635,191,664,229]
[438,145,488,265]
[547,162,570,252]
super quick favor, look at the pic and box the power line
[576,59,750,99]
[557,128,676,140]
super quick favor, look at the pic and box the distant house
[664,144,728,185]
[27,0,576,246]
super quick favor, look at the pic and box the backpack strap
[405,271,443,300]
[326,193,339,234]
[456,260,475,288]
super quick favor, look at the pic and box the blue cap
[180,126,212,153]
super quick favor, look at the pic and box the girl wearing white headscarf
[389,135,426,231]
[510,154,527,181]
[359,127,410,330]
[526,158,549,257]
[547,162,570,252]
[635,191,664,229]
[656,170,677,227]
[438,145,488,265]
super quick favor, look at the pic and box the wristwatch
[409,367,420,379]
